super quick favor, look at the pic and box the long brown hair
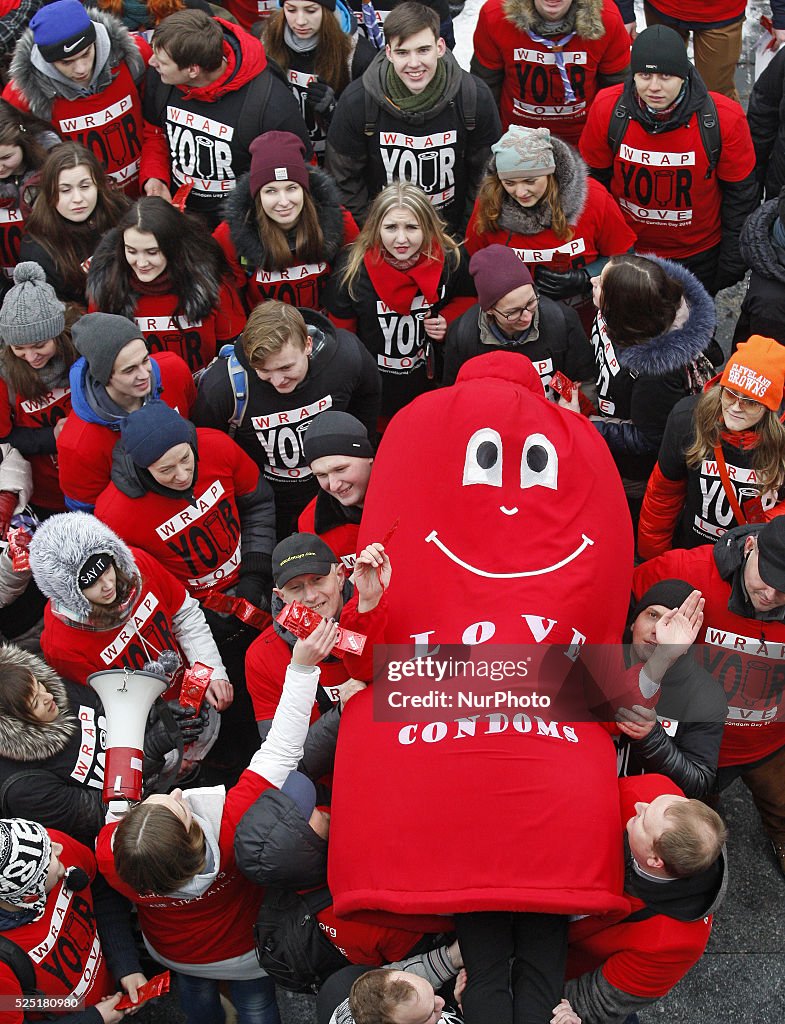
[263,7,351,95]
[86,561,139,628]
[0,327,78,400]
[113,802,207,895]
[97,0,185,26]
[474,172,572,241]
[252,187,325,269]
[685,386,785,494]
[0,100,54,173]
[24,143,129,298]
[341,182,460,300]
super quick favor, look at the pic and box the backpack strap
[236,69,275,149]
[607,92,722,179]
[607,96,631,155]
[459,72,477,132]
[301,886,334,916]
[697,94,721,179]
[0,935,38,998]
[364,87,379,137]
[218,344,249,438]
[365,72,478,136]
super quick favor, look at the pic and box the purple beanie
[470,245,534,311]
[249,132,310,197]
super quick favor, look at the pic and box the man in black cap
[579,23,758,295]
[246,532,389,741]
[298,411,376,572]
[634,519,785,877]
[618,579,728,799]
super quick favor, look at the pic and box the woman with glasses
[638,336,785,559]
[324,181,473,425]
[442,243,595,391]
[465,124,635,332]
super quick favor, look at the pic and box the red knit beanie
[249,132,310,197]
[470,245,534,311]
[720,336,785,411]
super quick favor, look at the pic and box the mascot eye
[463,428,503,487]
[521,434,558,490]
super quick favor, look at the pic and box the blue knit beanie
[31,0,97,64]
[120,401,194,468]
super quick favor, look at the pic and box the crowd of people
[0,0,783,1020]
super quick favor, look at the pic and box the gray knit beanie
[492,126,556,179]
[72,313,144,386]
[0,262,66,347]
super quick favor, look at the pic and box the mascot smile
[328,352,634,926]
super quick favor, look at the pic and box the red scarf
[719,426,760,452]
[363,248,443,315]
[131,271,174,297]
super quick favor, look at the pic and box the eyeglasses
[491,293,539,321]
[720,386,764,411]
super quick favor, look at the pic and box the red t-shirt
[646,0,745,22]
[0,378,71,510]
[40,548,187,700]
[297,496,359,573]
[0,831,114,1024]
[95,428,259,595]
[579,85,755,258]
[473,0,630,144]
[633,547,785,766]
[465,176,637,267]
[96,770,272,963]
[214,208,359,312]
[567,776,713,999]
[57,351,196,510]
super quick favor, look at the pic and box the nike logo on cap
[62,36,86,53]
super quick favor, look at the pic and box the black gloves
[167,701,210,745]
[306,79,336,122]
[235,571,272,612]
[534,265,592,300]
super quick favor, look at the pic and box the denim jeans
[175,972,280,1024]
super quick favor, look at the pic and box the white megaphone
[89,667,166,810]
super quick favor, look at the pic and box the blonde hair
[684,386,785,494]
[243,300,309,365]
[340,182,459,299]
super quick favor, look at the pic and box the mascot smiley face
[359,351,633,649]
[331,355,634,923]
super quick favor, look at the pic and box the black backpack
[254,886,351,993]
[0,935,39,1016]
[607,93,722,180]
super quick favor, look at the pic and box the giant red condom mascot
[329,352,633,925]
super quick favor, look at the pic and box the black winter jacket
[442,297,595,388]
[735,198,785,346]
[590,257,716,479]
[616,652,728,799]
[748,44,785,201]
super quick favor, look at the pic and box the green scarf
[385,58,447,112]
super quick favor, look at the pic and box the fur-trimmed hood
[502,0,606,40]
[739,198,785,285]
[87,230,220,324]
[489,135,588,236]
[610,256,716,376]
[0,646,77,762]
[10,9,145,121]
[29,511,138,619]
[223,166,348,272]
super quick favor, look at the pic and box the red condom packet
[549,371,574,403]
[179,662,213,712]
[276,601,366,655]
[116,971,170,1009]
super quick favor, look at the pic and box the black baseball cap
[273,533,338,588]
[755,519,785,592]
